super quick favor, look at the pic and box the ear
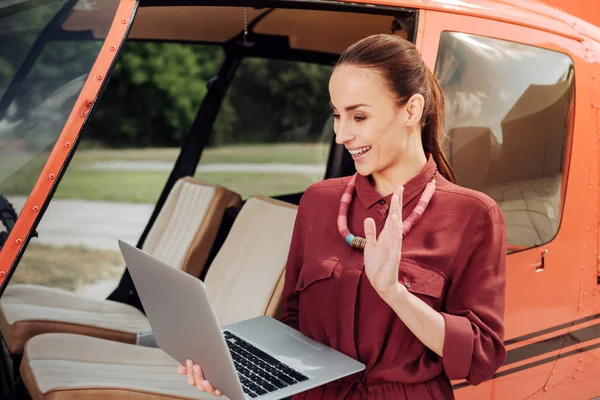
[404,94,425,127]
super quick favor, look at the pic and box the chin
[354,162,376,177]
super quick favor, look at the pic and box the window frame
[418,10,579,255]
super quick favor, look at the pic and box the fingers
[202,378,221,397]
[192,365,222,396]
[381,214,402,265]
[393,214,403,259]
[181,360,221,396]
[186,359,195,387]
[193,364,207,392]
[392,186,404,218]
[364,217,377,248]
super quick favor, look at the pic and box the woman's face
[329,64,418,177]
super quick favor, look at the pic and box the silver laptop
[119,240,365,400]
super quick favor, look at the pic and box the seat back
[204,196,298,326]
[142,177,241,278]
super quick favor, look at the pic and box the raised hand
[363,186,406,296]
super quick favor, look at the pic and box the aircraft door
[417,10,591,400]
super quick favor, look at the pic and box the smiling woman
[182,33,507,400]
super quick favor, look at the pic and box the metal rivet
[32,206,39,212]
[15,238,22,245]
[110,46,117,51]
[65,142,71,148]
[121,19,128,24]
[404,281,411,289]
[299,281,304,288]
[96,74,103,80]
[0,271,5,278]
[49,173,55,180]
[80,111,86,117]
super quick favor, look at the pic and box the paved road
[8,196,153,251]
[6,197,153,298]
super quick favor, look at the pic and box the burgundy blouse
[280,155,507,399]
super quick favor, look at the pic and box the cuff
[441,312,474,380]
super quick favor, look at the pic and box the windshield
[0,0,120,244]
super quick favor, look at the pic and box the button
[379,199,386,205]
[404,281,411,289]
[300,281,304,288]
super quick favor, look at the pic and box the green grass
[195,171,318,199]
[10,169,316,203]
[72,143,329,165]
[52,170,170,203]
[1,144,328,203]
[10,243,124,291]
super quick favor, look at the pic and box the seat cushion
[21,333,224,400]
[0,285,150,354]
[143,177,241,278]
[205,196,298,326]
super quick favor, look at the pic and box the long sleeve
[441,204,507,385]
[279,196,307,331]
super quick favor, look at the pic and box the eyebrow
[329,102,371,111]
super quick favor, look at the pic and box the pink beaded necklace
[337,171,437,250]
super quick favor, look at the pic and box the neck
[371,148,427,197]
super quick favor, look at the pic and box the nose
[334,119,354,145]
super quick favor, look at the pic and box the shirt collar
[355,153,437,209]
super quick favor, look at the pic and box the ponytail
[423,67,456,183]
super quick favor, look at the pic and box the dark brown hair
[336,34,456,183]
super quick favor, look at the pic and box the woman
[178,34,507,399]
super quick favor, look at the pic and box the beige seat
[0,177,241,354]
[20,196,298,400]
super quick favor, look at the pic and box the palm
[364,186,404,295]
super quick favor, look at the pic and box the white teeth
[349,146,371,155]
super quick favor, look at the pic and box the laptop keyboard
[224,331,309,398]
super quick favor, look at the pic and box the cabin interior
[0,0,575,398]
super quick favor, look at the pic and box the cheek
[364,119,401,149]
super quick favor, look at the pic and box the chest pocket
[295,257,339,292]
[398,259,445,301]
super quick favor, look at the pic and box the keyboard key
[276,373,297,385]
[226,332,306,393]
[268,377,288,389]
[254,387,267,396]
[261,382,277,392]
[286,370,309,382]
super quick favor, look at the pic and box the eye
[331,112,340,120]
[354,115,366,122]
